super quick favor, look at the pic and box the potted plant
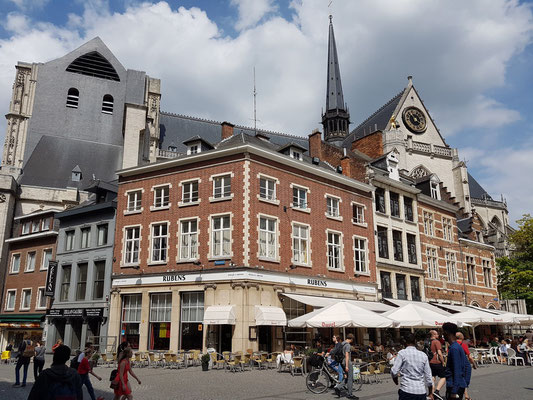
[201,353,210,371]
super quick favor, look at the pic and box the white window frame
[257,174,279,205]
[31,219,40,233]
[22,221,30,235]
[290,184,310,213]
[430,179,440,200]
[97,224,108,246]
[465,255,476,285]
[36,287,47,310]
[80,227,91,249]
[426,247,439,280]
[351,202,366,226]
[291,222,311,267]
[125,189,144,214]
[65,230,75,251]
[445,251,458,283]
[353,235,369,275]
[124,225,141,265]
[25,251,36,272]
[178,179,200,207]
[326,229,344,272]
[150,222,169,264]
[187,144,200,155]
[41,217,51,231]
[20,288,32,310]
[211,173,233,201]
[41,248,53,270]
[178,218,199,262]
[258,214,279,262]
[423,211,434,236]
[443,217,453,241]
[5,289,16,311]
[482,259,492,288]
[325,194,342,220]
[10,253,21,274]
[291,150,302,160]
[210,214,232,259]
[151,184,171,210]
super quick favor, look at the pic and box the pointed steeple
[322,15,350,145]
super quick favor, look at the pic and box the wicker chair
[290,356,304,376]
[226,354,242,372]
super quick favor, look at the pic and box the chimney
[308,129,323,160]
[340,156,353,179]
[221,121,234,140]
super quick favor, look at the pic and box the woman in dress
[51,339,62,353]
[113,347,141,400]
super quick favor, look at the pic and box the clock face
[402,106,427,133]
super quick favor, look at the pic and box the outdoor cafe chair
[226,354,242,372]
[163,353,172,368]
[148,352,156,367]
[360,363,377,383]
[209,352,218,368]
[373,361,386,382]
[216,351,231,370]
[240,353,252,371]
[265,352,278,369]
[487,347,499,364]
[255,353,268,370]
[507,348,525,366]
[290,356,304,376]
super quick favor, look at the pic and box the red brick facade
[351,131,383,159]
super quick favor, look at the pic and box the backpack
[46,378,78,400]
[423,339,434,361]
[109,369,118,381]
[331,343,344,363]
[22,340,34,358]
[69,356,80,370]
[309,354,323,368]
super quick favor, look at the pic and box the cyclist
[326,335,344,390]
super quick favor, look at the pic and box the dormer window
[430,176,440,200]
[189,145,199,155]
[183,136,214,155]
[168,145,178,152]
[71,165,82,182]
[291,150,301,160]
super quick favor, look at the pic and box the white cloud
[231,0,278,31]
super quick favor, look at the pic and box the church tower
[322,15,350,145]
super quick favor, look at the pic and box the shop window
[354,237,367,274]
[97,224,108,246]
[60,265,71,301]
[396,274,407,300]
[149,293,172,350]
[21,289,32,310]
[259,177,276,201]
[377,226,389,259]
[151,223,168,263]
[179,219,198,261]
[390,192,400,218]
[76,263,88,301]
[124,226,140,264]
[80,227,91,249]
[407,234,417,264]
[10,254,20,273]
[180,292,204,350]
[182,181,199,204]
[404,197,414,222]
[375,188,386,214]
[327,231,342,270]
[41,249,53,270]
[127,190,142,212]
[213,175,231,199]
[211,215,231,258]
[380,272,392,299]
[410,277,421,301]
[26,251,36,272]
[93,261,106,300]
[153,185,170,208]
[65,230,75,251]
[259,216,277,260]
[292,224,309,266]
[121,294,142,350]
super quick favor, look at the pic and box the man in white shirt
[391,334,434,400]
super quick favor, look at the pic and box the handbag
[110,380,119,390]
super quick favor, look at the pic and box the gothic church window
[66,88,79,108]
[102,94,113,114]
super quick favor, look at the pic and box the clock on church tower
[402,106,427,134]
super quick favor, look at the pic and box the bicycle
[305,356,364,394]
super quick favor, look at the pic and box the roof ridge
[160,111,223,125]
[233,124,305,141]
[351,89,404,134]
[40,134,124,148]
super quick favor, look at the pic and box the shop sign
[162,274,186,282]
[45,261,58,297]
[63,309,84,318]
[46,308,63,317]
[306,278,327,287]
[85,308,103,318]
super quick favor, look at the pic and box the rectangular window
[426,247,439,279]
[390,192,400,218]
[10,254,20,273]
[407,234,417,264]
[5,290,16,311]
[377,226,389,259]
[443,218,453,241]
[354,238,367,273]
[396,274,407,300]
[410,277,421,301]
[182,181,199,203]
[352,204,365,224]
[292,224,309,265]
[375,188,386,214]
[154,185,170,208]
[326,196,340,218]
[180,219,198,260]
[41,217,51,231]
[22,221,30,235]
[445,252,458,282]
[97,224,108,246]
[65,230,75,251]
[393,230,403,262]
[121,294,142,350]
[380,272,392,298]
[149,293,172,350]
[124,227,140,264]
[466,256,476,285]
[21,289,31,310]
[127,190,142,212]
[259,177,276,200]
[327,231,342,270]
[32,220,40,233]
[483,260,492,288]
[189,145,198,154]
[212,215,231,257]
[180,292,204,350]
[430,181,440,199]
[292,186,307,209]
[423,212,434,236]
[76,263,88,301]
[151,223,168,262]
[404,197,414,222]
[93,261,106,300]
[37,288,47,309]
[213,175,231,198]
[26,251,36,272]
[41,249,53,270]
[80,227,91,249]
[259,217,277,260]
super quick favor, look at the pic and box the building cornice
[5,230,58,243]
[417,193,459,214]
[371,174,421,195]
[458,238,495,251]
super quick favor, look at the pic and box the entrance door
[71,320,82,350]
[258,326,272,353]
[220,325,233,353]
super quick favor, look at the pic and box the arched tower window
[66,88,79,108]
[102,94,113,115]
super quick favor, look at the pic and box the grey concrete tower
[322,15,350,145]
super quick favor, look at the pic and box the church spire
[322,15,350,145]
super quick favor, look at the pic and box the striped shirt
[391,345,433,395]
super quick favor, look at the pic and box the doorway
[207,325,233,353]
[258,326,272,353]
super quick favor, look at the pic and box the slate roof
[457,217,473,235]
[19,136,122,190]
[468,173,492,200]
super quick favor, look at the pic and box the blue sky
[0,0,532,224]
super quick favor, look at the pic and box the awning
[0,314,45,323]
[255,306,287,326]
[282,293,394,313]
[203,305,236,325]
[382,303,457,328]
[384,299,451,316]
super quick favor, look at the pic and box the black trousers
[446,387,465,400]
[33,358,45,380]
[398,389,427,400]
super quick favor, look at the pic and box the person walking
[335,333,358,400]
[34,340,46,381]
[391,333,434,400]
[113,347,141,400]
[326,335,344,390]
[13,336,33,387]
[428,330,446,400]
[442,323,470,400]
[455,333,473,400]
[51,339,62,353]
[78,348,102,400]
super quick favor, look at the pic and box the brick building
[0,209,58,348]
[108,129,377,353]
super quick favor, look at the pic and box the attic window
[430,178,440,200]
[102,94,113,114]
[291,150,302,160]
[66,88,79,108]
[66,51,120,81]
[187,144,199,155]
[168,145,178,152]
[71,166,82,182]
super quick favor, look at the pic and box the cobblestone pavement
[0,360,531,399]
